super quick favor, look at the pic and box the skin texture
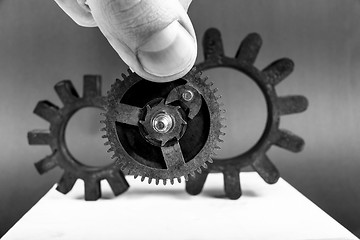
[54,0,195,82]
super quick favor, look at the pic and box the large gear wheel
[28,76,129,201]
[103,68,225,184]
[186,28,308,199]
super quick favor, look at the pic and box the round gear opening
[66,107,114,167]
[204,68,267,158]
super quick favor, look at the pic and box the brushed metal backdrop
[0,0,359,237]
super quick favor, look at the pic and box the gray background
[1,0,360,237]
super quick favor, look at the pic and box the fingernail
[137,21,196,78]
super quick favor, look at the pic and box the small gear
[102,68,225,184]
[28,76,129,200]
[186,28,308,199]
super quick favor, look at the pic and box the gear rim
[186,28,308,199]
[28,76,129,201]
[103,69,224,185]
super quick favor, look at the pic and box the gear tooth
[177,177,182,183]
[141,176,146,182]
[184,175,189,181]
[277,95,308,116]
[216,95,222,100]
[106,147,113,153]
[155,178,160,185]
[34,101,60,124]
[134,175,139,179]
[197,168,202,174]
[214,145,221,150]
[83,75,102,98]
[220,131,226,136]
[28,130,51,146]
[56,172,77,194]
[170,178,174,185]
[34,153,58,174]
[107,171,129,196]
[252,155,280,184]
[127,69,132,75]
[103,141,110,146]
[101,134,108,139]
[223,169,242,200]
[262,58,294,85]
[84,180,101,201]
[111,154,117,160]
[115,78,121,83]
[275,129,305,153]
[54,80,80,105]
[208,82,214,87]
[235,32,262,65]
[208,158,214,163]
[121,73,127,79]
[163,179,167,185]
[202,163,208,169]
[203,28,224,59]
[190,171,195,177]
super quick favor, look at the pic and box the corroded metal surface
[186,28,308,199]
[28,76,129,201]
[102,69,225,184]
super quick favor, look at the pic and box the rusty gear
[186,28,308,199]
[28,76,129,201]
[102,68,225,185]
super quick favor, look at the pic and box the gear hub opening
[66,107,114,167]
[204,68,267,158]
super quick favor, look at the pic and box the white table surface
[3,173,358,240]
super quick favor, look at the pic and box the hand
[54,0,196,82]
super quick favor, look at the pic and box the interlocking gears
[186,28,308,199]
[102,69,225,185]
[28,76,129,200]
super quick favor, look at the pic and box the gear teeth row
[28,75,129,200]
[186,28,308,200]
[103,67,224,184]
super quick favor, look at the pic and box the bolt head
[182,90,194,101]
[152,113,173,133]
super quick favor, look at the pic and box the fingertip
[136,21,197,81]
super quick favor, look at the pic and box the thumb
[88,0,196,82]
[56,0,197,82]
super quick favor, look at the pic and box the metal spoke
[115,103,142,126]
[161,141,185,169]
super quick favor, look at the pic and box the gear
[28,76,129,201]
[186,28,308,199]
[102,68,225,185]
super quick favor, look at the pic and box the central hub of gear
[139,99,187,147]
[153,113,172,133]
